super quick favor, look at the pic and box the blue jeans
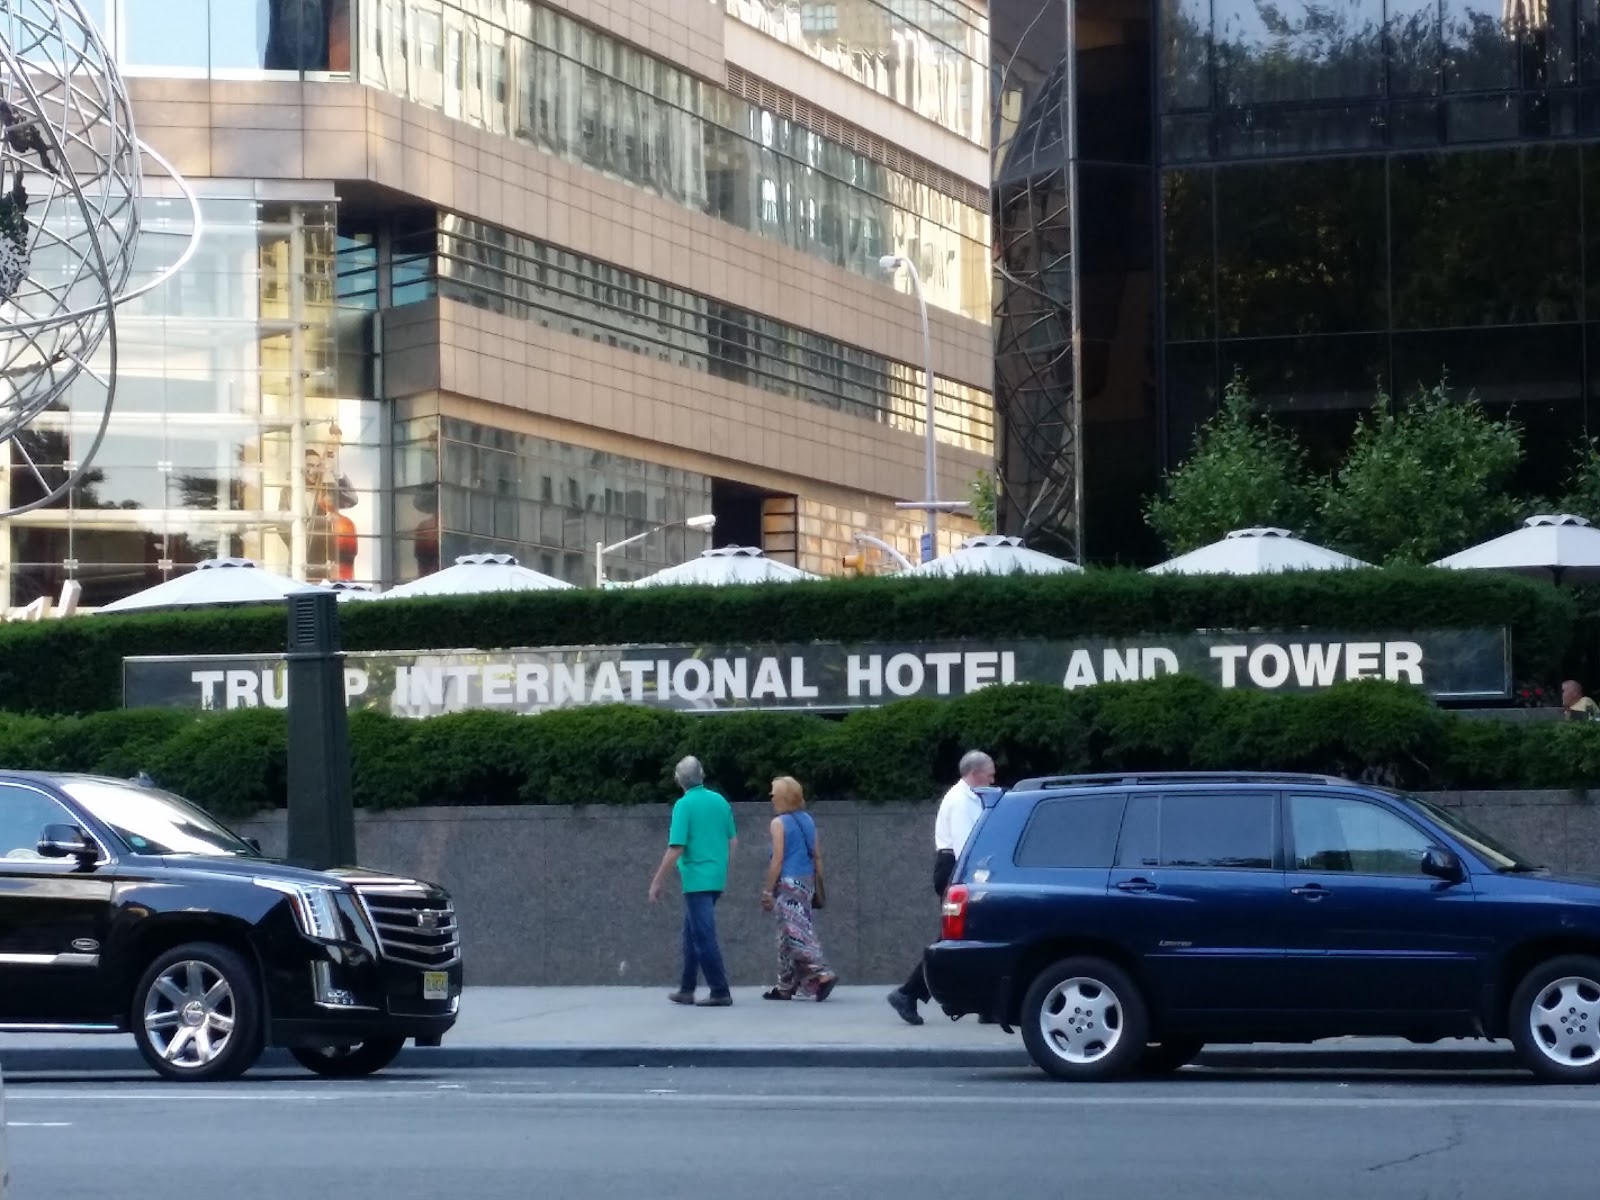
[680,890,729,996]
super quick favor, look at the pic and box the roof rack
[1012,772,1350,791]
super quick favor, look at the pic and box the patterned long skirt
[774,876,834,997]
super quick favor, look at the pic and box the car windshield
[1400,793,1537,872]
[59,778,259,858]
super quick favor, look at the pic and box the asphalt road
[5,1065,1595,1199]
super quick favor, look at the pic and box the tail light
[941,884,969,941]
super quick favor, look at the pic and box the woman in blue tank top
[759,776,838,1001]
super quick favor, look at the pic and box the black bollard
[285,590,356,869]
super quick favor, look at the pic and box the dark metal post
[285,590,356,869]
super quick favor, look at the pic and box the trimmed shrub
[0,567,1574,716]
[145,707,288,820]
[0,678,1596,816]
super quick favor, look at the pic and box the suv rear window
[1014,793,1126,869]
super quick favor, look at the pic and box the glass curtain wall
[394,412,713,585]
[1159,0,1600,162]
[96,0,355,77]
[1,186,381,608]
[1162,146,1599,491]
[353,0,990,320]
[397,212,993,452]
[1155,0,1600,489]
[722,0,990,144]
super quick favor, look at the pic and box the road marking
[5,1121,71,1127]
[9,1089,1600,1112]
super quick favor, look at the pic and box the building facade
[2,0,992,606]
[994,0,1600,563]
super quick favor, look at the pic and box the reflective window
[122,0,209,71]
[1116,792,1159,867]
[724,0,988,143]
[1391,146,1581,328]
[115,0,352,74]
[1014,794,1127,869]
[1214,0,1384,108]
[1162,169,1214,342]
[1219,334,1389,469]
[3,194,381,608]
[1158,0,1591,158]
[1214,159,1388,337]
[413,213,993,452]
[1160,0,1212,111]
[1159,792,1276,869]
[1442,0,1519,92]
[354,0,988,320]
[404,416,715,586]
[0,784,80,864]
[1289,794,1434,875]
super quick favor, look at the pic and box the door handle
[1115,878,1157,893]
[1291,884,1330,901]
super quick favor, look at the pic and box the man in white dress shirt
[888,749,996,1025]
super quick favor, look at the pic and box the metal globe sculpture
[0,0,198,517]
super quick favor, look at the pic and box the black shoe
[696,993,733,1007]
[887,989,924,1026]
[668,991,695,1005]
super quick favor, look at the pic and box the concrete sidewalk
[0,986,1520,1073]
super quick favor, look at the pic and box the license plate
[422,970,450,1000]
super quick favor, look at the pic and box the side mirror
[1422,847,1465,883]
[246,838,263,855]
[37,824,97,863]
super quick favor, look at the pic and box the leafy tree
[1145,371,1315,554]
[1316,380,1524,565]
[1558,438,1600,525]
[969,469,998,535]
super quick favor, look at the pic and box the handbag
[789,813,825,909]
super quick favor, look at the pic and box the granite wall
[234,790,1600,987]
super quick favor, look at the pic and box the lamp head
[878,254,902,274]
[686,514,717,532]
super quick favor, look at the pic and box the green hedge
[8,678,1597,820]
[0,567,1576,716]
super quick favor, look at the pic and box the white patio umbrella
[627,545,822,587]
[375,553,574,599]
[317,580,383,603]
[1433,514,1600,584]
[1148,527,1370,575]
[95,557,319,613]
[902,534,1082,577]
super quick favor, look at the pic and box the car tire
[131,942,264,1083]
[1137,1038,1206,1075]
[1510,955,1600,1084]
[1020,957,1149,1082]
[291,1037,408,1078]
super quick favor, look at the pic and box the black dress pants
[900,850,958,1002]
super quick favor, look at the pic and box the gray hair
[959,750,994,778]
[674,756,705,790]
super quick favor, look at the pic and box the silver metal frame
[0,0,200,518]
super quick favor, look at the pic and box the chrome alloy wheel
[1038,976,1125,1065]
[1530,975,1600,1067]
[143,959,237,1070]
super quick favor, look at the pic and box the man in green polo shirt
[648,756,738,1006]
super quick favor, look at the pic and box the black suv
[925,772,1600,1083]
[0,772,460,1081]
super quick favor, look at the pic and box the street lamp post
[595,513,716,586]
[879,253,938,564]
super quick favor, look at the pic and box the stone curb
[0,1043,1521,1076]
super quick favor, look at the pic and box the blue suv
[923,772,1600,1083]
